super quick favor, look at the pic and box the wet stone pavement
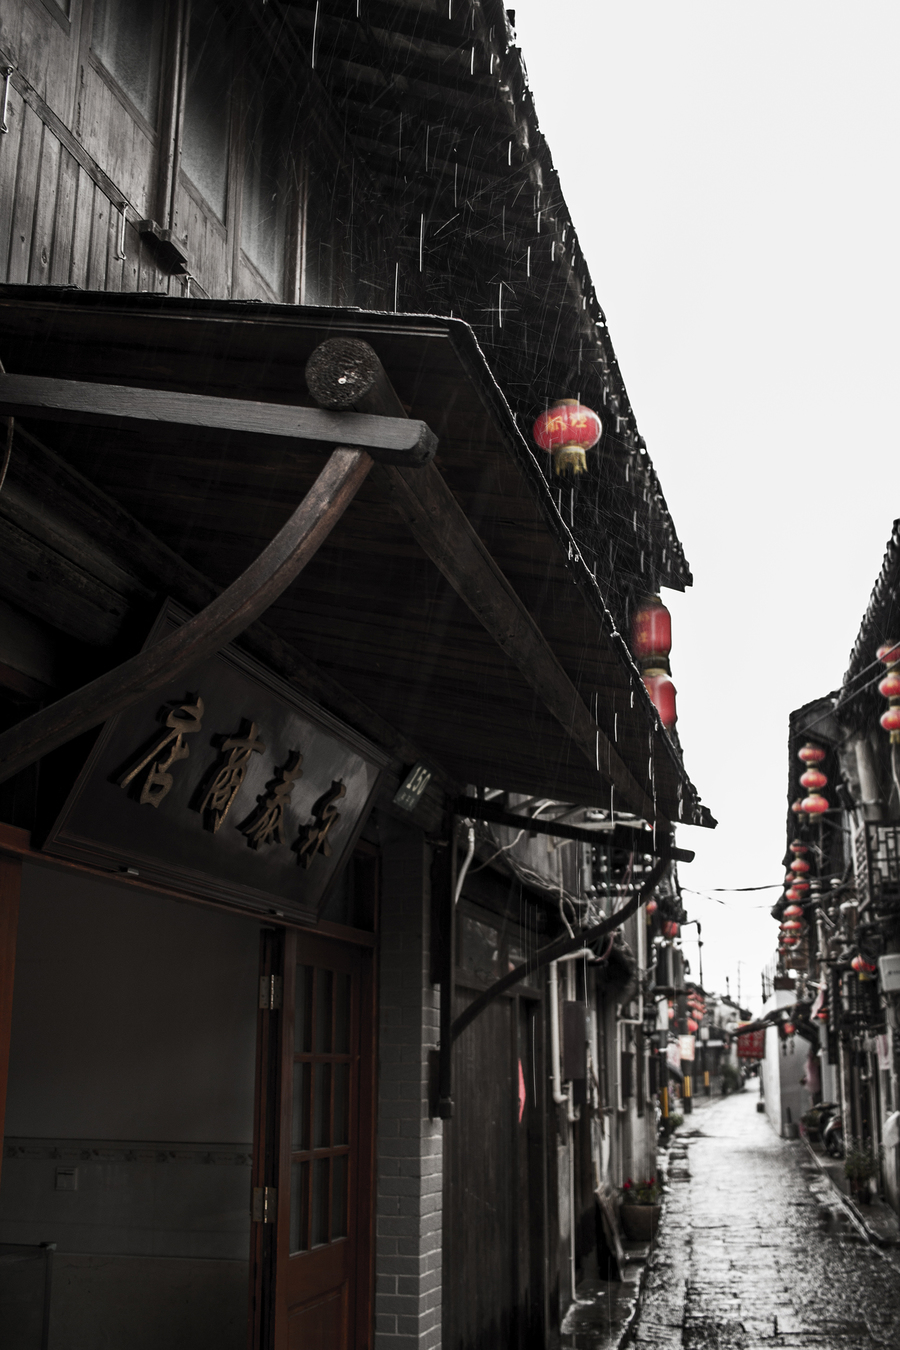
[632,1091,900,1349]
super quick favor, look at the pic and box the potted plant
[619,1176,663,1240]
[844,1146,878,1203]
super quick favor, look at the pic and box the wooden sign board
[44,602,389,923]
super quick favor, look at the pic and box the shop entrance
[252,928,375,1350]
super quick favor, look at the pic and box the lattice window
[855,823,900,913]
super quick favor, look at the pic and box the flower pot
[620,1202,662,1241]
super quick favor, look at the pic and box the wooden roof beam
[307,338,670,827]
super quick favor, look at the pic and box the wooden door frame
[251,920,377,1350]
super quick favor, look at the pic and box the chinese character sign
[46,603,388,922]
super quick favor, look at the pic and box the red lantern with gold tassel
[533,400,603,476]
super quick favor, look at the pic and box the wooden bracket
[0,446,373,786]
[0,373,437,466]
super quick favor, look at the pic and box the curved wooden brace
[0,446,373,787]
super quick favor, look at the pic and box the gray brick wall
[374,824,443,1350]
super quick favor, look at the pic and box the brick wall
[374,824,443,1350]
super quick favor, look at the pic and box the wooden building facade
[0,3,712,1347]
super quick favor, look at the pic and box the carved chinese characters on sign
[117,701,346,868]
[239,752,304,849]
[198,721,266,833]
[296,781,346,869]
[118,698,205,807]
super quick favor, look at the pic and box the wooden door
[273,932,373,1350]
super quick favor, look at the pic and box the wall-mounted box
[878,954,900,993]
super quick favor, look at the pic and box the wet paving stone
[630,1092,900,1349]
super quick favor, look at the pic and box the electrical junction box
[878,954,900,994]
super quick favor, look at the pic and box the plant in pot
[619,1176,663,1240]
[844,1146,878,1203]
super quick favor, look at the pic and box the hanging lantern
[687,1018,698,1033]
[646,899,658,916]
[668,1002,675,1020]
[798,743,826,765]
[879,670,900,700]
[816,1007,828,1021]
[791,857,810,874]
[851,955,877,980]
[642,670,677,729]
[782,920,802,932]
[783,1021,796,1036]
[790,879,810,894]
[785,887,805,902]
[632,595,672,671]
[799,767,827,791]
[533,399,603,475]
[783,904,804,919]
[801,792,828,815]
[881,705,900,742]
[791,799,806,817]
[784,870,795,885]
[662,920,680,939]
[876,642,900,743]
[790,840,808,855]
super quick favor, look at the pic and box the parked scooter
[820,1102,845,1158]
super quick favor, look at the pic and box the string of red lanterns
[631,594,677,729]
[877,641,900,743]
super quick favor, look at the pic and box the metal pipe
[1,67,13,135]
[453,824,475,906]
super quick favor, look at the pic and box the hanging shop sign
[678,1035,696,1062]
[736,1028,766,1059]
[44,602,389,922]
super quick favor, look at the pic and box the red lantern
[851,955,877,978]
[790,879,810,894]
[790,840,808,855]
[642,670,677,729]
[646,899,658,915]
[668,1001,675,1020]
[877,641,900,667]
[533,399,602,475]
[798,743,826,765]
[791,858,810,874]
[632,595,672,668]
[785,887,805,902]
[791,800,805,816]
[800,767,827,791]
[687,1018,698,1033]
[783,1022,796,1036]
[816,1008,828,1021]
[662,920,680,939]
[801,792,828,815]
[783,920,802,932]
[881,705,900,736]
[879,670,900,700]
[783,904,804,919]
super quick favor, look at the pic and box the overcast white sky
[513,2,900,1008]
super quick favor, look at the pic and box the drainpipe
[548,959,579,1303]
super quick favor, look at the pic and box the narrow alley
[632,1093,900,1350]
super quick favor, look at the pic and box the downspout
[548,958,578,1303]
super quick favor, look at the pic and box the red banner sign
[736,1028,766,1059]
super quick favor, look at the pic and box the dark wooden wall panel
[28,118,61,285]
[50,146,80,284]
[7,102,44,284]
[79,64,159,220]
[0,0,76,126]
